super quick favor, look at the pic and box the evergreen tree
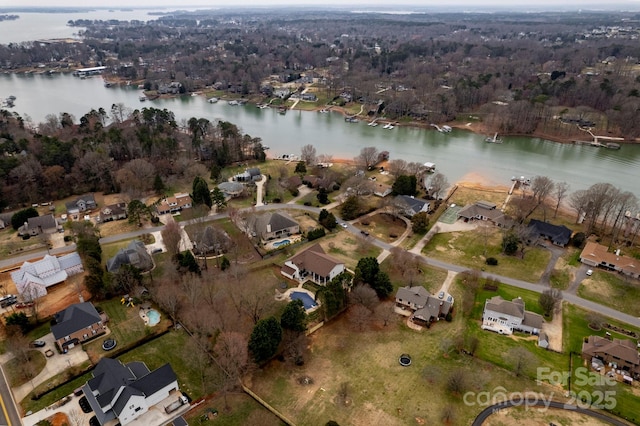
[192,176,212,208]
[153,173,165,194]
[248,317,282,362]
[280,299,307,333]
[211,186,227,210]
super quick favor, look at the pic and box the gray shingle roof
[395,195,429,213]
[251,212,298,239]
[485,296,525,318]
[51,302,101,340]
[396,286,429,307]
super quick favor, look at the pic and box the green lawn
[5,350,46,387]
[578,270,640,317]
[118,329,218,400]
[424,230,551,283]
[21,365,94,413]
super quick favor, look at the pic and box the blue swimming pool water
[290,291,318,310]
[147,309,161,326]
[273,239,291,248]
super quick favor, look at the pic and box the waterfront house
[301,93,318,101]
[527,219,572,247]
[582,336,640,378]
[281,243,345,285]
[98,203,127,223]
[457,201,511,228]
[66,193,97,216]
[248,212,299,242]
[373,183,392,197]
[106,240,153,273]
[395,286,452,327]
[156,193,192,215]
[82,357,183,426]
[18,213,59,236]
[481,296,543,335]
[11,252,84,300]
[579,241,640,279]
[393,195,430,217]
[51,302,105,352]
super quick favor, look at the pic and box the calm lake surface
[0,9,165,44]
[1,67,639,198]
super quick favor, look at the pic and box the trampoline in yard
[290,291,318,310]
[399,354,412,367]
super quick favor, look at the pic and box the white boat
[258,104,269,109]
[228,100,239,106]
[442,125,452,132]
[319,108,329,113]
[383,123,395,129]
[207,97,219,103]
[368,122,378,127]
[139,96,147,102]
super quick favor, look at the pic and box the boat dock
[485,132,503,143]
[430,124,452,133]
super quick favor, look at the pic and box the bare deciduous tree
[375,301,396,326]
[553,181,570,218]
[355,146,379,170]
[387,158,408,178]
[214,331,250,410]
[161,220,183,258]
[427,172,449,199]
[349,304,372,331]
[504,347,535,377]
[300,144,317,165]
[349,284,378,311]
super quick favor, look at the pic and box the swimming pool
[290,291,318,310]
[147,309,161,326]
[273,239,291,248]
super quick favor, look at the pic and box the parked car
[438,291,445,299]
[30,340,46,348]
[586,269,593,276]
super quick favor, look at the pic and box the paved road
[0,364,22,426]
[471,398,629,426]
[3,203,640,330]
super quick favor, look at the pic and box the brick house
[51,302,106,352]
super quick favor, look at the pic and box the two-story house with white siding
[281,243,344,285]
[83,358,185,426]
[481,295,543,335]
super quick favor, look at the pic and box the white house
[11,253,84,300]
[83,358,183,426]
[481,295,543,335]
[281,243,344,285]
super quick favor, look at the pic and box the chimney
[267,224,271,233]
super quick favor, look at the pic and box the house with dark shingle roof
[18,214,59,236]
[457,201,512,228]
[99,203,127,223]
[482,296,543,335]
[393,195,430,217]
[582,336,640,377]
[82,358,182,426]
[281,243,345,285]
[395,286,452,327]
[527,219,572,247]
[51,302,105,351]
[248,212,299,242]
[106,240,153,273]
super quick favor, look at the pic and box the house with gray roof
[233,167,262,182]
[106,240,153,273]
[393,195,430,217]
[99,203,127,223]
[481,295,543,335]
[281,243,344,285]
[11,252,84,300]
[18,213,59,236]
[66,193,97,216]
[82,357,182,426]
[248,212,299,242]
[51,302,105,351]
[395,286,452,327]
[527,219,572,247]
[457,201,511,228]
[218,181,245,198]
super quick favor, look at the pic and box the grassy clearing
[424,229,551,283]
[185,393,282,426]
[549,268,571,290]
[577,270,640,317]
[357,213,407,244]
[5,350,46,387]
[249,304,549,426]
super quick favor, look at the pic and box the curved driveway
[471,399,629,426]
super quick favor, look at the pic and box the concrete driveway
[13,332,90,402]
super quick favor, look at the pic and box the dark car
[30,340,46,348]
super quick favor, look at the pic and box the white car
[586,269,593,276]
[340,223,348,228]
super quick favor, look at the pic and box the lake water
[1,72,639,196]
[0,9,166,44]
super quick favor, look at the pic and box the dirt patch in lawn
[356,213,407,243]
[483,405,611,426]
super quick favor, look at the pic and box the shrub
[304,201,312,206]
[486,257,498,266]
[307,227,326,241]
